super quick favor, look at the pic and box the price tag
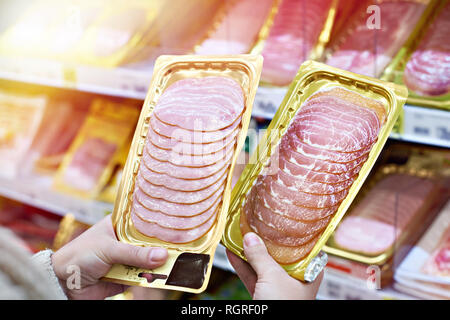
[403,105,450,147]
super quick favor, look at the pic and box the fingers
[242,232,285,279]
[226,249,257,296]
[105,242,168,270]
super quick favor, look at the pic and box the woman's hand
[227,232,323,300]
[52,215,168,300]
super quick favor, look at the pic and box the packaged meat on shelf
[383,0,450,110]
[223,60,408,282]
[324,142,450,287]
[394,199,450,299]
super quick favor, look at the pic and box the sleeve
[32,249,68,300]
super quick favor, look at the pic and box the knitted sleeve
[32,249,68,300]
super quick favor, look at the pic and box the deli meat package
[252,0,337,86]
[325,0,429,78]
[106,55,262,293]
[223,61,407,282]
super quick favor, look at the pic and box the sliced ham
[326,1,426,77]
[154,77,244,131]
[334,173,437,255]
[263,175,349,208]
[334,216,398,255]
[260,0,333,85]
[136,170,227,204]
[132,76,244,243]
[275,166,356,195]
[133,193,220,230]
[281,138,369,174]
[240,87,385,264]
[142,144,234,180]
[131,208,218,244]
[240,205,319,264]
[147,121,240,155]
[279,152,362,184]
[145,132,236,167]
[288,128,373,163]
[134,183,225,217]
[403,2,450,96]
[256,185,339,221]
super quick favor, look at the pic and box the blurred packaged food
[53,99,139,199]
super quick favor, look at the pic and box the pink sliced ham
[326,1,426,77]
[195,0,274,55]
[256,185,339,221]
[263,174,349,208]
[154,77,244,131]
[150,113,242,144]
[334,173,437,255]
[403,2,450,96]
[139,160,229,192]
[260,0,333,85]
[288,128,373,163]
[244,188,324,246]
[131,76,243,243]
[147,120,240,155]
[131,209,218,244]
[133,193,220,230]
[134,181,225,217]
[142,144,234,180]
[334,216,398,255]
[136,170,227,204]
[279,152,362,184]
[145,132,236,167]
[240,203,319,264]
[281,139,369,174]
[240,87,385,264]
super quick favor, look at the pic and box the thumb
[103,242,168,270]
[243,232,284,279]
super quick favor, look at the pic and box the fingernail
[243,232,263,248]
[149,248,167,261]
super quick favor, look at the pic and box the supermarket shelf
[317,268,418,300]
[0,173,237,272]
[0,175,112,225]
[0,55,152,100]
[390,104,450,148]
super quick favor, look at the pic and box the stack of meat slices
[334,173,437,256]
[260,0,332,86]
[403,2,450,96]
[131,76,245,244]
[325,0,425,78]
[240,87,386,264]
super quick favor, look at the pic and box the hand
[226,232,323,300]
[52,215,168,300]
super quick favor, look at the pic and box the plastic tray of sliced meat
[222,60,408,282]
[382,0,450,110]
[104,54,262,293]
[325,164,448,267]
